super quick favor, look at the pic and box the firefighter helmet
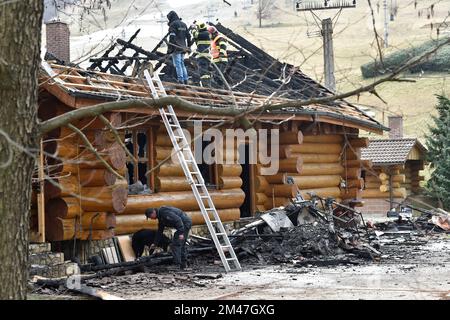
[207,26,218,35]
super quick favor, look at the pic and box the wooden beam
[37,139,46,243]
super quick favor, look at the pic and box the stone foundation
[359,198,404,215]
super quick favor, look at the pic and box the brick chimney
[388,116,403,139]
[45,21,70,63]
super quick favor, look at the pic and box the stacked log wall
[41,113,127,241]
[114,126,244,235]
[361,165,407,199]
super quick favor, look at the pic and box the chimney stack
[45,21,70,64]
[388,115,403,139]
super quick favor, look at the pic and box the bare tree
[256,0,274,28]
[0,0,43,300]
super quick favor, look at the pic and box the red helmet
[207,26,218,35]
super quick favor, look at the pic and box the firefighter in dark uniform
[145,206,192,269]
[207,26,228,88]
[192,21,211,87]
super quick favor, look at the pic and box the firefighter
[207,26,228,88]
[192,21,211,87]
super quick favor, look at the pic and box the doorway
[239,144,254,217]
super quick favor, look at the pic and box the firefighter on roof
[207,26,228,88]
[192,21,211,87]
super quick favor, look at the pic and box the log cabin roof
[39,62,386,133]
[361,138,427,166]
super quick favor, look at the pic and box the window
[197,139,218,189]
[125,128,155,191]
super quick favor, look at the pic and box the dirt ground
[31,214,449,300]
[78,235,449,300]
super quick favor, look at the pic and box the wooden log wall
[40,113,127,241]
[258,127,372,209]
[404,161,425,194]
[114,125,245,236]
[361,166,407,199]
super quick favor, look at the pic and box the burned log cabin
[33,25,387,244]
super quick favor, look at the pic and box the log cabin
[32,22,387,250]
[360,116,427,215]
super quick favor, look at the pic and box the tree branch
[98,114,138,165]
[39,37,450,135]
[67,124,125,181]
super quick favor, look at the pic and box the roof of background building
[361,138,427,165]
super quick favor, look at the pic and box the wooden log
[345,159,373,168]
[46,197,83,219]
[361,188,407,198]
[156,146,176,161]
[219,176,243,189]
[279,131,303,144]
[44,138,79,159]
[256,192,268,205]
[290,143,342,154]
[364,175,381,183]
[84,130,117,146]
[155,177,190,192]
[300,153,341,163]
[346,178,365,190]
[364,182,381,189]
[255,176,269,192]
[289,175,341,189]
[300,187,342,200]
[155,134,175,147]
[265,197,290,209]
[303,135,343,143]
[122,188,245,214]
[341,188,362,199]
[45,175,79,200]
[115,209,240,234]
[46,216,75,241]
[300,163,344,176]
[379,173,406,183]
[81,181,128,213]
[278,157,303,173]
[79,142,126,170]
[278,145,293,159]
[264,173,287,184]
[349,137,369,148]
[81,212,116,230]
[217,164,242,176]
[49,162,78,176]
[80,169,117,187]
[256,205,266,212]
[157,162,193,177]
[267,184,297,198]
[343,167,362,180]
[381,180,402,188]
[345,148,360,160]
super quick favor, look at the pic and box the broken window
[125,128,155,193]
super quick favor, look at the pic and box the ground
[29,215,450,300]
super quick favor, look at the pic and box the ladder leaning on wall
[143,70,241,272]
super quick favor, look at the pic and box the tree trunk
[0,1,43,299]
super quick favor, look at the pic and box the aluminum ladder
[144,70,242,272]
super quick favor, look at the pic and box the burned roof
[361,138,427,166]
[39,24,387,133]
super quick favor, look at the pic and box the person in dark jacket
[192,21,211,87]
[166,11,192,84]
[145,206,192,269]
